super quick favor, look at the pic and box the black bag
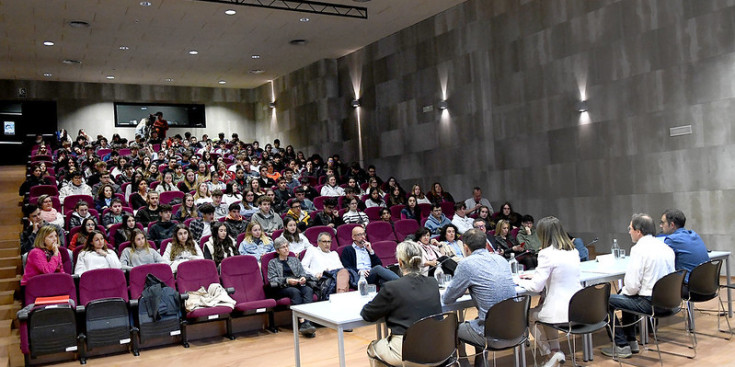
[139,274,180,323]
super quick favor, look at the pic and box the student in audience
[195,161,211,185]
[345,177,364,196]
[250,196,284,236]
[37,194,64,228]
[267,237,317,337]
[163,224,204,272]
[518,216,581,365]
[91,171,121,195]
[400,195,421,223]
[174,193,199,222]
[238,222,275,264]
[451,202,473,235]
[120,228,164,270]
[177,169,198,192]
[102,198,125,229]
[223,202,247,238]
[311,198,342,228]
[272,178,292,214]
[301,232,353,295]
[516,215,542,254]
[280,217,311,255]
[464,186,493,216]
[22,225,65,285]
[135,191,161,226]
[189,203,215,243]
[208,171,227,192]
[366,178,386,198]
[657,209,709,284]
[284,200,310,231]
[386,186,406,207]
[341,226,399,286]
[114,214,138,246]
[257,166,276,188]
[203,222,239,267]
[443,229,516,367]
[292,187,316,212]
[129,179,150,210]
[410,184,431,205]
[69,200,95,228]
[74,230,122,275]
[342,197,369,226]
[494,219,536,270]
[59,171,93,202]
[249,179,266,200]
[193,182,212,205]
[377,208,395,230]
[69,217,96,251]
[365,187,387,208]
[476,205,494,229]
[211,189,229,219]
[222,181,242,205]
[155,171,180,193]
[148,204,177,246]
[20,204,65,255]
[239,191,258,220]
[94,184,116,211]
[19,163,54,197]
[320,175,344,197]
[427,182,454,205]
[361,240,442,366]
[424,203,452,235]
[494,201,522,228]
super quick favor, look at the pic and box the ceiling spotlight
[106,75,115,80]
[251,55,261,59]
[576,100,589,112]
[249,69,265,74]
[188,50,199,55]
[218,80,227,85]
[224,9,236,15]
[43,41,55,46]
[289,39,308,46]
[62,59,82,64]
[139,1,152,6]
[165,78,173,82]
[300,17,310,22]
[119,46,129,50]
[67,20,90,28]
[351,99,360,108]
[268,102,276,109]
[437,100,448,110]
[43,73,52,77]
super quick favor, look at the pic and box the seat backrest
[389,205,405,221]
[394,219,419,241]
[220,255,267,304]
[372,241,398,266]
[417,203,432,218]
[129,263,176,299]
[29,185,58,198]
[79,268,128,305]
[159,191,185,205]
[62,194,94,212]
[259,252,295,287]
[403,312,458,365]
[364,207,382,221]
[440,201,455,219]
[199,235,210,250]
[304,226,331,246]
[24,273,78,306]
[484,295,529,347]
[271,229,283,241]
[336,223,360,247]
[159,238,172,255]
[366,221,397,242]
[312,196,327,210]
[688,260,722,299]
[651,270,686,310]
[568,282,610,325]
[175,259,220,293]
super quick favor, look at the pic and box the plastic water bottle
[612,238,620,259]
[434,266,445,287]
[358,273,368,296]
[508,253,519,275]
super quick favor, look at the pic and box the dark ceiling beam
[195,0,368,19]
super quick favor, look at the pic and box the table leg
[337,327,346,367]
[726,257,732,317]
[293,313,301,367]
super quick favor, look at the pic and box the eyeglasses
[319,240,332,243]
[354,232,366,237]
[291,205,301,209]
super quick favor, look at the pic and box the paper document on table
[582,254,627,274]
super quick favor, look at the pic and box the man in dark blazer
[340,226,399,285]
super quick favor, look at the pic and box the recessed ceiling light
[119,46,129,50]
[43,41,54,46]
[43,73,52,77]
[218,80,227,85]
[62,59,82,64]
[249,69,265,74]
[67,20,90,28]
[140,1,152,6]
[289,39,308,46]
[165,78,173,82]
[300,17,310,22]
[106,75,115,80]
[225,9,236,15]
[188,50,199,55]
[251,55,260,59]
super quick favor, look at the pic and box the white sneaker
[542,351,565,367]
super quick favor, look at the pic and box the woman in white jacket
[74,230,122,275]
[320,175,344,197]
[163,224,204,272]
[518,216,581,367]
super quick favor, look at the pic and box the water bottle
[508,253,519,275]
[434,266,445,287]
[358,273,368,296]
[612,238,620,259]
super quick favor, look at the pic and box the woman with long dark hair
[203,222,239,267]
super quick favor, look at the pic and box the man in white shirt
[464,186,493,215]
[602,213,675,358]
[451,202,474,234]
[301,232,353,295]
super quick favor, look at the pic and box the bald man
[339,226,399,286]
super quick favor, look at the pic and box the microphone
[585,237,599,247]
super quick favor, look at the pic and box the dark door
[0,101,58,165]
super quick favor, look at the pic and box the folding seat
[304,225,332,246]
[128,263,186,348]
[260,252,293,308]
[159,191,185,205]
[417,203,432,219]
[30,195,61,212]
[336,223,360,248]
[96,149,112,158]
[440,201,455,219]
[372,240,398,266]
[365,221,397,243]
[271,229,283,241]
[159,239,172,255]
[106,222,144,249]
[176,259,235,341]
[220,256,278,332]
[394,219,419,242]
[198,235,210,250]
[29,185,58,198]
[20,273,80,365]
[62,195,94,213]
[77,268,137,362]
[364,207,382,221]
[389,205,405,221]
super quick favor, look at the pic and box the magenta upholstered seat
[175,259,234,340]
[128,263,176,299]
[159,191,185,205]
[336,223,360,248]
[372,240,398,266]
[304,225,332,246]
[63,194,95,212]
[394,219,420,242]
[29,185,58,198]
[364,206,382,221]
[390,205,405,221]
[220,256,278,331]
[366,221,397,243]
[260,252,293,307]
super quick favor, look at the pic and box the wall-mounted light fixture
[576,100,588,112]
[351,98,361,108]
[437,100,448,110]
[268,102,276,109]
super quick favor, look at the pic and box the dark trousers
[273,285,314,305]
[608,294,652,346]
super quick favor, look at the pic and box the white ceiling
[0,0,466,89]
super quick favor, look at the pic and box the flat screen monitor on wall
[114,103,206,128]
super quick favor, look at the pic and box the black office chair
[611,270,694,367]
[401,312,459,367]
[463,295,530,367]
[686,260,732,342]
[539,282,611,367]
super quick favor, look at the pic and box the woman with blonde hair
[22,225,64,285]
[193,182,212,205]
[120,229,164,270]
[238,222,274,264]
[162,224,204,272]
[518,216,581,367]
[361,241,442,366]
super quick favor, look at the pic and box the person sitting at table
[443,228,516,367]
[361,240,442,367]
[518,216,581,367]
[340,226,399,286]
[267,237,317,337]
[657,209,709,285]
[300,231,355,297]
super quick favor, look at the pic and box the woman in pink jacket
[21,225,64,285]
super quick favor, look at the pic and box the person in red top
[21,225,64,285]
[152,111,169,139]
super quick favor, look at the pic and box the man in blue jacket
[658,209,709,283]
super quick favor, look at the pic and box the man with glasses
[285,200,310,231]
[473,218,499,254]
[657,209,708,283]
[340,226,399,286]
[301,232,354,297]
[311,198,342,228]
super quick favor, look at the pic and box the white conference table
[291,250,732,367]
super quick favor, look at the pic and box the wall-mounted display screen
[114,103,206,128]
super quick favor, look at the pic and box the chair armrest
[180,293,189,301]
[129,299,138,308]
[76,305,86,314]
[226,287,235,295]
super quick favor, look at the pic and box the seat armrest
[226,287,235,295]
[129,299,138,308]
[180,293,189,301]
[76,305,86,314]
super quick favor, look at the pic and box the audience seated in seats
[386,186,406,207]
[427,182,454,205]
[91,171,121,196]
[20,204,65,255]
[342,196,369,226]
[346,177,365,196]
[211,189,229,220]
[341,187,366,211]
[69,218,96,251]
[207,172,226,193]
[119,229,164,270]
[59,171,92,202]
[284,200,310,232]
[366,165,383,187]
[36,194,64,228]
[414,227,451,277]
[162,224,204,272]
[451,202,473,235]
[464,186,493,216]
[135,190,161,227]
[518,216,581,364]
[114,214,138,247]
[410,184,431,205]
[74,230,122,275]
[177,169,198,192]
[493,201,522,228]
[378,208,395,230]
[311,198,342,229]
[257,166,276,189]
[361,240,442,366]
[174,194,199,222]
[279,217,311,255]
[400,195,422,223]
[443,228,516,365]
[155,171,180,193]
[364,188,387,209]
[366,178,386,198]
[238,222,275,264]
[516,214,542,255]
[657,209,709,284]
[267,237,317,337]
[475,205,494,229]
[195,162,211,186]
[340,226,399,286]
[301,231,354,298]
[249,179,266,201]
[222,181,242,206]
[21,225,64,286]
[250,196,284,237]
[189,203,216,243]
[129,179,151,210]
[69,200,96,229]
[94,184,117,211]
[223,202,248,238]
[472,218,498,254]
[320,175,344,197]
[148,204,177,246]
[439,223,465,263]
[273,178,293,214]
[203,222,239,267]
[424,203,452,235]
[297,176,319,200]
[19,163,54,197]
[494,219,537,270]
[238,191,258,220]
[193,182,212,206]
[292,187,316,213]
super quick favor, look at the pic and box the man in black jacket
[148,204,177,246]
[340,226,398,286]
